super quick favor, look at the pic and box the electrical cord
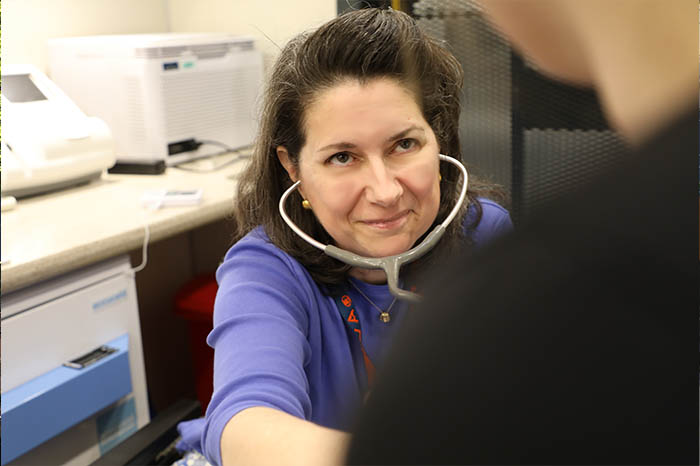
[130,221,151,274]
[193,139,235,151]
[174,151,249,172]
[172,139,251,173]
[128,179,206,275]
[127,138,247,274]
[127,196,165,276]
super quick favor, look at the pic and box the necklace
[349,280,397,323]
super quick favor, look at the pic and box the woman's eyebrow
[385,125,424,143]
[317,126,425,153]
[317,141,357,153]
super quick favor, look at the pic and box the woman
[177,8,512,466]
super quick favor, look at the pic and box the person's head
[234,7,496,286]
[277,77,442,276]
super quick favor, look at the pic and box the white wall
[2,0,337,75]
[2,0,171,73]
[167,0,336,72]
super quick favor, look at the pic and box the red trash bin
[174,274,218,413]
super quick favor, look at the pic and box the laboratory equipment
[1,64,116,198]
[47,33,264,166]
[1,256,150,466]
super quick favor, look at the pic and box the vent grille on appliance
[134,41,253,60]
[189,44,230,59]
[135,46,187,59]
[124,77,148,151]
[162,68,259,142]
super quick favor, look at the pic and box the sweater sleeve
[469,199,514,248]
[201,231,315,466]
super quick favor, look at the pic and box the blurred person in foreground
[347,0,698,464]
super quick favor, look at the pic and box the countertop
[1,152,249,294]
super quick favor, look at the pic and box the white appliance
[1,256,150,466]
[47,33,264,166]
[1,64,116,198]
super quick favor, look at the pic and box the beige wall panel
[2,0,170,73]
[167,0,336,71]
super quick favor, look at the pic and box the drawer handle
[63,345,117,369]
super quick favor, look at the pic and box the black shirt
[347,108,698,465]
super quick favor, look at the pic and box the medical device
[1,64,116,198]
[47,33,264,166]
[279,154,469,303]
[1,256,149,466]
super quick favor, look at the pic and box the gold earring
[439,174,442,181]
[302,199,311,210]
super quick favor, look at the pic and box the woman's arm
[221,406,350,466]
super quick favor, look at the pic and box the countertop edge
[1,201,234,294]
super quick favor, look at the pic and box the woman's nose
[364,159,403,206]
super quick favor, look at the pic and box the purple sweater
[178,199,512,466]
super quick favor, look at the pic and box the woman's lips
[361,210,410,230]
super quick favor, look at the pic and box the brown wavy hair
[231,7,504,287]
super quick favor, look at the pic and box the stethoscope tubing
[278,153,469,302]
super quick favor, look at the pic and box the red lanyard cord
[332,291,376,390]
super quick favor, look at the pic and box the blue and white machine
[1,256,150,466]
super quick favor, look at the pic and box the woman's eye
[395,138,417,152]
[328,152,353,165]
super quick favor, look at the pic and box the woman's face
[278,78,441,262]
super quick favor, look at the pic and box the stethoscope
[279,154,468,303]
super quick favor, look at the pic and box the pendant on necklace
[379,312,391,323]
